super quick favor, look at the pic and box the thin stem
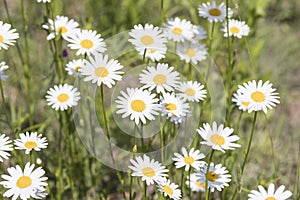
[129,174,133,200]
[100,85,111,140]
[159,116,164,164]
[205,150,215,200]
[143,181,147,200]
[188,167,192,199]
[0,79,13,132]
[181,169,185,192]
[160,0,164,26]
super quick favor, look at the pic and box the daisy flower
[198,1,232,22]
[172,147,205,171]
[65,59,86,77]
[115,88,161,125]
[233,80,280,113]
[0,21,19,50]
[0,162,48,200]
[195,162,231,192]
[176,81,207,102]
[46,84,80,111]
[160,92,190,124]
[42,15,79,40]
[157,178,182,200]
[138,47,167,62]
[128,154,169,185]
[128,24,167,54]
[67,29,106,56]
[222,19,250,38]
[197,121,241,153]
[186,173,206,192]
[0,61,9,80]
[248,183,292,200]
[14,132,48,154]
[192,25,207,42]
[81,53,123,88]
[37,0,51,3]
[164,17,194,42]
[176,43,208,64]
[232,91,251,111]
[0,134,13,162]
[139,63,180,93]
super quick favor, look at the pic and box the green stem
[160,0,164,26]
[181,170,185,192]
[160,116,164,164]
[129,174,133,200]
[205,150,215,200]
[143,181,147,200]
[101,85,111,140]
[188,167,192,199]
[0,79,13,132]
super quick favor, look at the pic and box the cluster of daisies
[0,132,48,199]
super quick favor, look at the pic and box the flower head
[197,122,240,153]
[248,183,292,200]
[198,1,232,22]
[222,19,250,38]
[37,0,51,3]
[65,59,86,77]
[81,53,124,88]
[0,61,9,80]
[176,43,207,64]
[164,17,194,42]
[14,132,48,154]
[46,84,80,111]
[42,15,79,40]
[192,25,207,42]
[0,162,48,200]
[0,21,19,50]
[139,48,167,62]
[157,178,182,200]
[0,134,13,162]
[172,147,205,171]
[115,88,161,125]
[139,63,180,93]
[195,162,231,192]
[176,81,207,102]
[128,154,169,185]
[186,173,206,192]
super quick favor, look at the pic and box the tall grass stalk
[0,79,13,132]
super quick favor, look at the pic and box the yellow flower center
[172,27,183,35]
[131,100,146,112]
[147,49,156,54]
[265,197,276,200]
[163,185,174,195]
[196,182,205,188]
[230,27,240,34]
[25,141,37,149]
[95,67,109,78]
[166,103,177,111]
[56,26,67,34]
[153,74,167,85]
[251,91,265,102]
[209,8,221,16]
[242,101,250,106]
[140,35,154,45]
[184,156,195,164]
[74,66,81,72]
[142,167,155,177]
[207,171,218,182]
[185,48,196,57]
[80,39,94,49]
[0,35,3,42]
[210,134,225,145]
[57,93,69,102]
[185,88,196,96]
[16,176,32,189]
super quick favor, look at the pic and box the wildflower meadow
[0,0,299,199]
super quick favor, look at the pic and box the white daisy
[248,183,292,200]
[65,59,86,77]
[0,21,19,50]
[81,53,123,88]
[0,162,48,200]
[115,88,161,125]
[67,29,106,56]
[198,1,232,22]
[0,134,13,162]
[222,19,250,38]
[176,81,207,102]
[232,91,251,111]
[139,63,180,93]
[128,24,167,54]
[172,147,205,171]
[186,173,206,192]
[138,47,167,62]
[234,80,280,113]
[164,17,194,42]
[128,154,169,185]
[14,132,48,154]
[157,178,182,200]
[176,43,208,64]
[197,121,241,153]
[37,0,51,3]
[192,25,207,42]
[42,15,79,40]
[195,162,231,192]
[0,61,9,80]
[46,84,80,111]
[161,92,190,124]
